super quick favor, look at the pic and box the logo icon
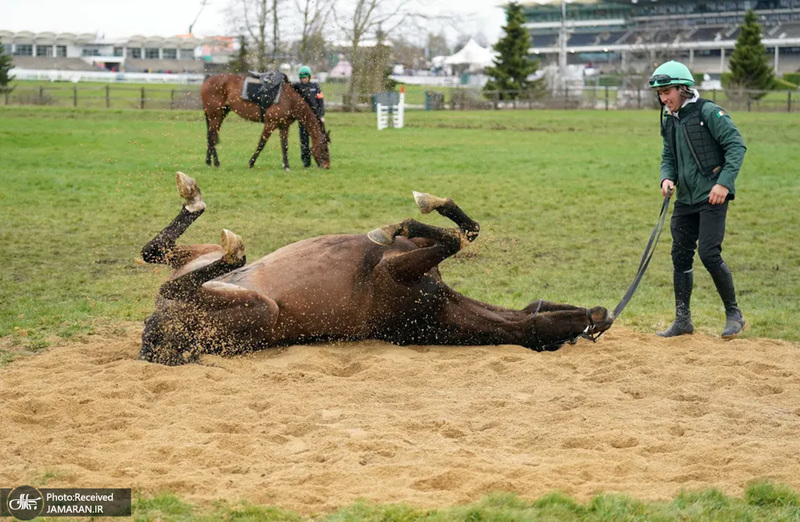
[7,486,43,520]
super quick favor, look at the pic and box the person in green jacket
[650,60,747,338]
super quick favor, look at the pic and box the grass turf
[0,106,798,353]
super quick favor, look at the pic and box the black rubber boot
[708,261,746,337]
[657,270,694,337]
[721,309,746,338]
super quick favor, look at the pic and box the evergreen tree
[483,1,539,100]
[229,36,250,74]
[728,9,774,92]
[0,46,14,93]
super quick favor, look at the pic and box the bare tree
[271,0,280,63]
[425,32,450,59]
[228,0,283,70]
[333,0,409,111]
[295,0,333,65]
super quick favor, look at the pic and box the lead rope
[528,194,670,350]
[592,193,671,341]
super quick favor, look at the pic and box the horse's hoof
[413,191,448,214]
[175,172,206,212]
[284,167,291,172]
[367,227,394,246]
[214,162,220,167]
[220,229,245,263]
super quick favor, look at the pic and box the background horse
[139,172,613,365]
[200,74,330,169]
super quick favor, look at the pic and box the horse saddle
[242,70,284,114]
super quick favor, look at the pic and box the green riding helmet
[298,66,312,79]
[649,61,695,89]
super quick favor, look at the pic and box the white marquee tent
[443,38,497,69]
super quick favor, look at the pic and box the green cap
[649,61,695,89]
[298,65,312,78]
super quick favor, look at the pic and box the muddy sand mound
[2,326,799,514]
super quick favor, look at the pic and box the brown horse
[139,173,613,365]
[200,73,330,169]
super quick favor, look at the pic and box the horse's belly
[216,235,380,336]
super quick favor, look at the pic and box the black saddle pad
[242,71,285,112]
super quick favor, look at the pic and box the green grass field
[1,105,798,349]
[1,105,799,519]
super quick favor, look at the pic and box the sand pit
[2,325,799,514]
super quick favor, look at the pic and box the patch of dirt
[2,324,799,515]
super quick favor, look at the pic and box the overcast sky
[2,0,509,46]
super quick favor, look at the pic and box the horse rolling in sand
[139,172,614,365]
[200,74,330,169]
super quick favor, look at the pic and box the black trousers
[670,200,729,272]
[299,124,311,167]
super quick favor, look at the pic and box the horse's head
[313,127,331,169]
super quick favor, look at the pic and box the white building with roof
[0,30,234,82]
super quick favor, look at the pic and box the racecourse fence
[2,84,797,113]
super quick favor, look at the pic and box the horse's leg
[205,111,222,167]
[280,125,290,171]
[213,107,231,167]
[158,229,246,300]
[374,219,466,285]
[249,120,279,168]
[412,192,481,242]
[142,172,211,267]
[205,113,213,166]
[369,191,480,246]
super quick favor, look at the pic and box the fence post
[712,89,717,103]
[604,85,609,110]
[4,88,8,105]
[637,87,641,109]
[106,85,110,109]
[493,91,499,110]
[141,87,145,109]
[788,90,792,113]
[39,86,44,104]
[170,89,175,110]
[73,85,78,107]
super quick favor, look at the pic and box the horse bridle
[528,300,601,352]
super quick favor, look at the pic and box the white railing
[9,68,206,84]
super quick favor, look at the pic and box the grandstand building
[0,30,234,79]
[523,0,800,75]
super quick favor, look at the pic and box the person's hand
[320,117,325,123]
[709,183,729,205]
[661,179,675,198]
